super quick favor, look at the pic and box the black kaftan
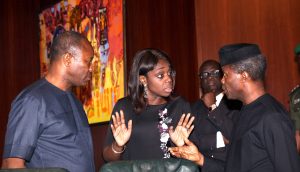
[203,94,300,172]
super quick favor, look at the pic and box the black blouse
[104,96,191,160]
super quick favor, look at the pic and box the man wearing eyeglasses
[191,59,241,163]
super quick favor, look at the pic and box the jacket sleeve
[206,101,237,139]
[201,156,225,172]
[263,113,300,172]
[207,112,235,139]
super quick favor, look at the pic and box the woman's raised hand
[169,113,195,146]
[111,110,132,147]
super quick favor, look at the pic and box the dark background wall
[194,0,300,106]
[0,0,299,171]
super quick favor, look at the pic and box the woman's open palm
[169,113,194,146]
[111,110,132,147]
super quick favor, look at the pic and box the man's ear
[241,71,249,82]
[63,53,73,67]
[139,75,147,85]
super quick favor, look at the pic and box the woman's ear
[139,75,147,85]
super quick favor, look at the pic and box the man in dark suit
[170,43,300,172]
[191,60,241,162]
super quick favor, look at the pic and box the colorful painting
[39,0,125,123]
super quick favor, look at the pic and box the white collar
[215,92,224,107]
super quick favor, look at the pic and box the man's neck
[242,81,265,105]
[45,72,70,91]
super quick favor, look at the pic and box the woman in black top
[103,48,195,161]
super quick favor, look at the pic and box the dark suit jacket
[201,94,300,172]
[191,96,241,162]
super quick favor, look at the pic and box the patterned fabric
[158,108,172,158]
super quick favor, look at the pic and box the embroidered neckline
[158,108,172,158]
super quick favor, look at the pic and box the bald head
[199,60,222,74]
[49,31,92,63]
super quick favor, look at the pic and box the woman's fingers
[178,113,195,131]
[116,111,121,125]
[120,110,125,125]
[111,110,128,135]
[188,125,194,134]
[112,111,126,127]
[186,115,195,128]
[177,114,186,126]
[110,124,116,133]
[127,120,133,132]
[112,111,120,126]
[182,113,190,127]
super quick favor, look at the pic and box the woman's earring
[143,83,148,98]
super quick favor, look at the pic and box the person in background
[191,59,241,163]
[169,43,300,172]
[2,31,95,172]
[289,43,300,153]
[103,48,195,161]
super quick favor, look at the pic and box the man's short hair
[230,54,267,81]
[49,31,90,63]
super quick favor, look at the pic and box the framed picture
[39,0,125,124]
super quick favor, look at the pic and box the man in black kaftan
[169,43,300,172]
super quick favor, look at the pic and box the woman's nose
[165,74,172,82]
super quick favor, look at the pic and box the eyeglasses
[199,70,221,79]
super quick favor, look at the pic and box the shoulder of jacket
[289,85,300,96]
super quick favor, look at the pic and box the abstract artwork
[39,0,125,123]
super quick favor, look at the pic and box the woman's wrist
[112,141,126,154]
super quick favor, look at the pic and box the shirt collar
[215,92,224,106]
